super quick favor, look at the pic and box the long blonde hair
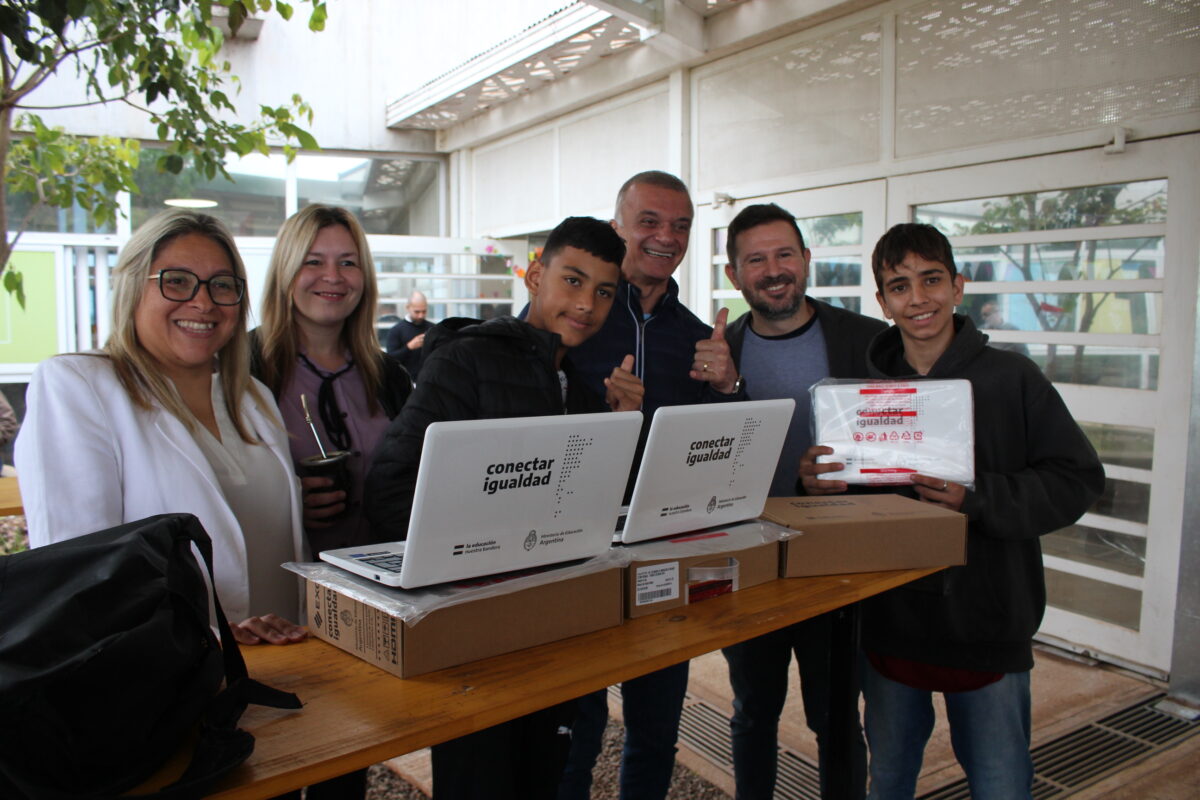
[103,208,268,442]
[258,205,384,412]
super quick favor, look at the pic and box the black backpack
[0,513,302,799]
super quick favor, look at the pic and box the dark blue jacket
[568,277,745,419]
[385,318,433,380]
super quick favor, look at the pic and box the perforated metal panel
[695,21,882,191]
[895,0,1200,157]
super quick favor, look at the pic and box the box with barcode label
[620,520,786,619]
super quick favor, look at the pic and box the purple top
[277,354,392,554]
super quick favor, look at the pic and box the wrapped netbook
[811,378,975,487]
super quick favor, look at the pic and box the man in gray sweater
[720,202,886,800]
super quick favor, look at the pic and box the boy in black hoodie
[365,216,642,800]
[802,223,1104,798]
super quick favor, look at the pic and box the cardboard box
[300,559,624,677]
[620,520,786,618]
[760,494,966,578]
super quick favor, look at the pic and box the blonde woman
[251,205,411,555]
[16,209,306,646]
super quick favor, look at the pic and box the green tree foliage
[0,0,328,304]
[966,184,1166,383]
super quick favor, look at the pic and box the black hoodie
[364,316,607,542]
[862,315,1105,673]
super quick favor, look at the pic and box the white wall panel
[472,130,558,233]
[558,91,671,217]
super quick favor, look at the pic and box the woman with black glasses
[250,205,411,558]
[16,208,307,647]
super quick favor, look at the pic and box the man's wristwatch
[726,374,745,395]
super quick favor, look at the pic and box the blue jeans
[557,662,690,800]
[721,614,867,800]
[863,660,1033,800]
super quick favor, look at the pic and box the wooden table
[0,476,22,517]
[209,566,940,799]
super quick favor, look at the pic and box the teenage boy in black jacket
[365,217,643,800]
[802,223,1104,798]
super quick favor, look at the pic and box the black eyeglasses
[147,269,245,306]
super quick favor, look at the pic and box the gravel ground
[364,719,731,799]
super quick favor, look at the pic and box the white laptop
[321,411,642,588]
[617,399,795,544]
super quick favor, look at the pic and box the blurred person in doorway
[385,290,432,381]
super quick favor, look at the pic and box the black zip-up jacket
[364,316,607,542]
[568,277,745,418]
[862,315,1105,672]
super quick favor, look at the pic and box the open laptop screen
[619,399,794,544]
[323,410,641,588]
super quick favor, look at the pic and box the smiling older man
[558,171,747,800]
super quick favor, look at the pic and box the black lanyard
[298,353,355,452]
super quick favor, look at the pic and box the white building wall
[468,84,672,236]
[443,0,1200,686]
[24,0,567,153]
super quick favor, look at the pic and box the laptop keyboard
[356,552,405,573]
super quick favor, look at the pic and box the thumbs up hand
[691,307,740,394]
[605,354,644,412]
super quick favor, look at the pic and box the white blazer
[15,354,305,623]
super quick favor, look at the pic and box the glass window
[713,213,864,257]
[714,264,736,291]
[131,152,287,235]
[821,296,862,314]
[1043,524,1146,578]
[1021,344,1159,390]
[4,189,115,234]
[1078,422,1154,470]
[959,292,1160,336]
[799,212,863,248]
[813,258,863,288]
[915,180,1168,236]
[956,238,1165,282]
[1090,477,1150,525]
[1045,568,1141,631]
[712,227,728,259]
[714,297,750,321]
[296,155,441,236]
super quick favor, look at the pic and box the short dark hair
[726,203,807,269]
[870,223,958,291]
[542,216,626,269]
[614,170,691,221]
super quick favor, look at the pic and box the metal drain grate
[674,696,822,800]
[776,748,821,798]
[678,700,735,767]
[920,693,1199,798]
[617,688,1197,798]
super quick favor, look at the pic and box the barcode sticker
[635,562,680,606]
